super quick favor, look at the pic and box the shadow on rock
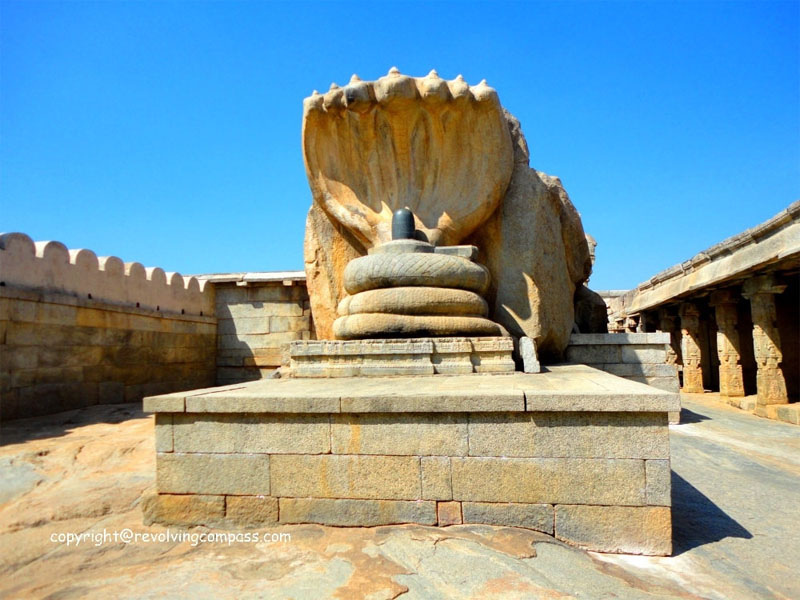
[671,471,751,555]
[0,403,147,446]
[677,408,711,424]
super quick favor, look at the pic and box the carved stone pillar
[679,303,704,393]
[658,308,681,367]
[743,276,788,412]
[710,290,745,398]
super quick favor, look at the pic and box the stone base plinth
[143,365,678,555]
[764,402,800,425]
[288,337,515,377]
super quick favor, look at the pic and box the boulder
[303,204,364,339]
[466,112,591,360]
[574,285,610,334]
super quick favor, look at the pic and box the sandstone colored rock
[450,457,645,505]
[421,456,452,500]
[302,69,514,248]
[333,314,507,340]
[645,459,671,505]
[574,285,609,334]
[156,453,270,495]
[331,413,467,456]
[302,76,591,355]
[338,287,488,317]
[437,501,463,525]
[288,337,515,377]
[225,495,278,528]
[555,505,672,555]
[141,492,225,527]
[304,203,365,339]
[270,454,421,500]
[9,400,793,596]
[466,113,591,360]
[154,413,173,452]
[467,412,669,459]
[172,413,330,454]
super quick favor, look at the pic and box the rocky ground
[1,393,798,599]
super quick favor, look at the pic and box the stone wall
[0,233,216,420]
[203,273,312,385]
[143,366,677,555]
[565,333,678,393]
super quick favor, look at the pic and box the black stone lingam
[391,208,415,240]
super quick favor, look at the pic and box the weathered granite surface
[465,124,591,359]
[338,287,488,317]
[1,395,798,598]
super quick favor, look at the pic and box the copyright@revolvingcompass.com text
[50,529,291,547]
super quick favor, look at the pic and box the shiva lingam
[334,208,507,340]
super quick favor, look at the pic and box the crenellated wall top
[0,232,214,316]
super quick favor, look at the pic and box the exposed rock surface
[303,203,365,339]
[574,284,610,333]
[1,398,799,598]
[466,113,591,360]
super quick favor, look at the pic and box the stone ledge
[555,505,672,555]
[143,365,679,414]
[289,337,515,378]
[599,363,677,378]
[568,333,670,345]
[765,403,800,425]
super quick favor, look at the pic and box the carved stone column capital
[742,275,787,299]
[709,289,739,307]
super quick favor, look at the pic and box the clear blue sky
[2,1,797,290]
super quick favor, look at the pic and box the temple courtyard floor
[1,391,798,599]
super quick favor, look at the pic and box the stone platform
[143,365,679,555]
[288,337,515,377]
